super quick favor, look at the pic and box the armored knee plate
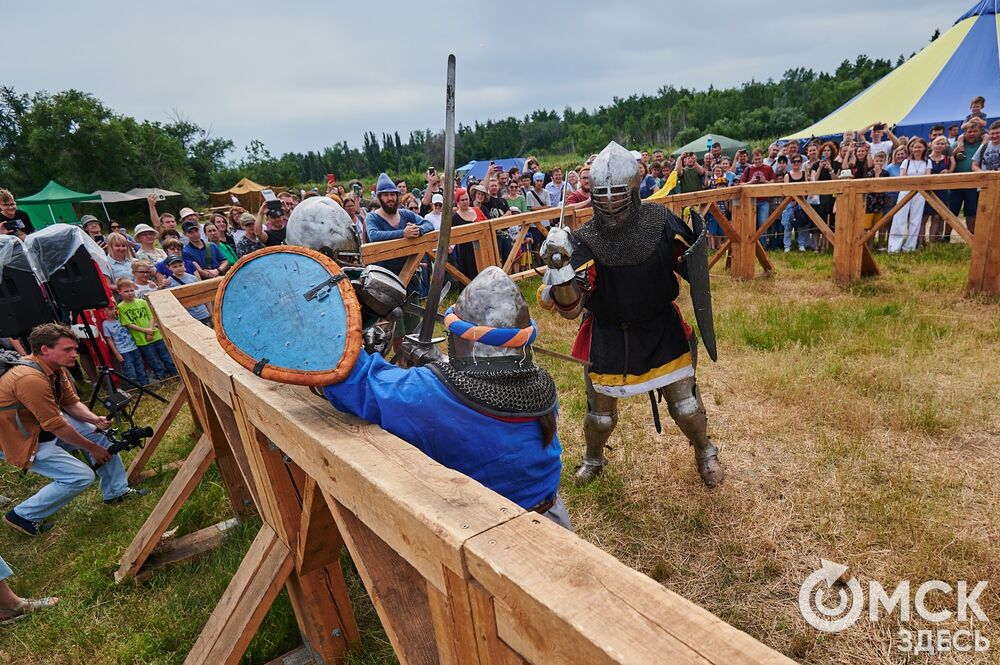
[663,377,708,442]
[576,380,618,485]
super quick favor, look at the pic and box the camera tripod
[72,309,167,416]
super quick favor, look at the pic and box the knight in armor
[538,141,724,488]
[322,267,570,529]
[285,195,407,356]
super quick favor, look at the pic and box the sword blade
[418,54,457,344]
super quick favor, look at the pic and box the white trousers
[888,192,925,253]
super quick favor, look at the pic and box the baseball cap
[178,207,197,220]
[181,220,199,232]
[165,255,184,265]
[431,193,444,205]
[134,223,156,237]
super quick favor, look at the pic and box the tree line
[0,53,901,202]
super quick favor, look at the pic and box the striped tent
[783,0,999,141]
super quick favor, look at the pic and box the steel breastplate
[574,203,671,267]
[429,362,557,419]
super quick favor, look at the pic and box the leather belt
[531,495,556,515]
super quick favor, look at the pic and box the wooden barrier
[359,172,1000,296]
[136,277,794,664]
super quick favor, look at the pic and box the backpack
[0,349,43,380]
[0,349,51,437]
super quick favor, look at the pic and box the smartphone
[352,183,362,194]
[326,173,336,185]
[261,188,283,217]
[427,167,436,176]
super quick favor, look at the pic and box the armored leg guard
[663,376,724,488]
[575,375,618,486]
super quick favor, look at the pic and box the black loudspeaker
[46,246,109,311]
[0,266,54,338]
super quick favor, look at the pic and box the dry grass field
[0,243,997,664]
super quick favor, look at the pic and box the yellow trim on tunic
[589,352,693,387]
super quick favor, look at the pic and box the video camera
[95,389,153,463]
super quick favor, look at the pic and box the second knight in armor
[538,141,724,488]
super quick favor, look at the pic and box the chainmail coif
[574,201,673,267]
[429,362,557,419]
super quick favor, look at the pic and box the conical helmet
[446,266,536,371]
[285,196,361,265]
[589,141,641,228]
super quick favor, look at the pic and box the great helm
[589,141,641,228]
[446,266,536,371]
[285,196,361,265]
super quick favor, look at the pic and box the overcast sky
[6,0,962,158]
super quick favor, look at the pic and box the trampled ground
[1,244,997,664]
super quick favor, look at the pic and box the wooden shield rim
[213,245,362,386]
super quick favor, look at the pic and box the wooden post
[832,185,865,285]
[967,183,1000,297]
[126,385,188,484]
[731,190,757,279]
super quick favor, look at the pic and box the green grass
[2,245,999,664]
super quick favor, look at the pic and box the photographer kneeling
[0,324,148,537]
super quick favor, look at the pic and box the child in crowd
[966,95,988,130]
[154,238,195,287]
[163,256,213,328]
[132,259,158,299]
[101,303,148,386]
[116,277,176,381]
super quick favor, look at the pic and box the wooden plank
[283,566,357,664]
[754,241,774,275]
[126,385,188,483]
[134,459,184,482]
[229,397,302,548]
[859,190,917,246]
[205,390,260,513]
[791,196,835,244]
[134,518,239,584]
[708,202,737,242]
[184,524,293,665]
[296,477,344,575]
[171,276,223,308]
[398,253,423,288]
[750,197,791,243]
[967,183,1000,297]
[730,194,756,280]
[325,495,440,665]
[264,646,314,665]
[501,224,531,274]
[464,514,795,665]
[427,566,484,665]
[832,190,863,285]
[467,580,526,665]
[922,190,974,245]
[230,368,523,592]
[861,243,881,278]
[116,435,216,582]
[708,240,731,270]
[199,380,255,518]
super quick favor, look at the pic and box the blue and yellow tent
[783,0,999,141]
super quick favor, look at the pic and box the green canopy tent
[17,180,102,229]
[671,133,749,159]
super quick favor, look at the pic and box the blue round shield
[215,246,362,385]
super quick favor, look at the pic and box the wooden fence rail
[135,280,794,664]
[359,172,1000,296]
